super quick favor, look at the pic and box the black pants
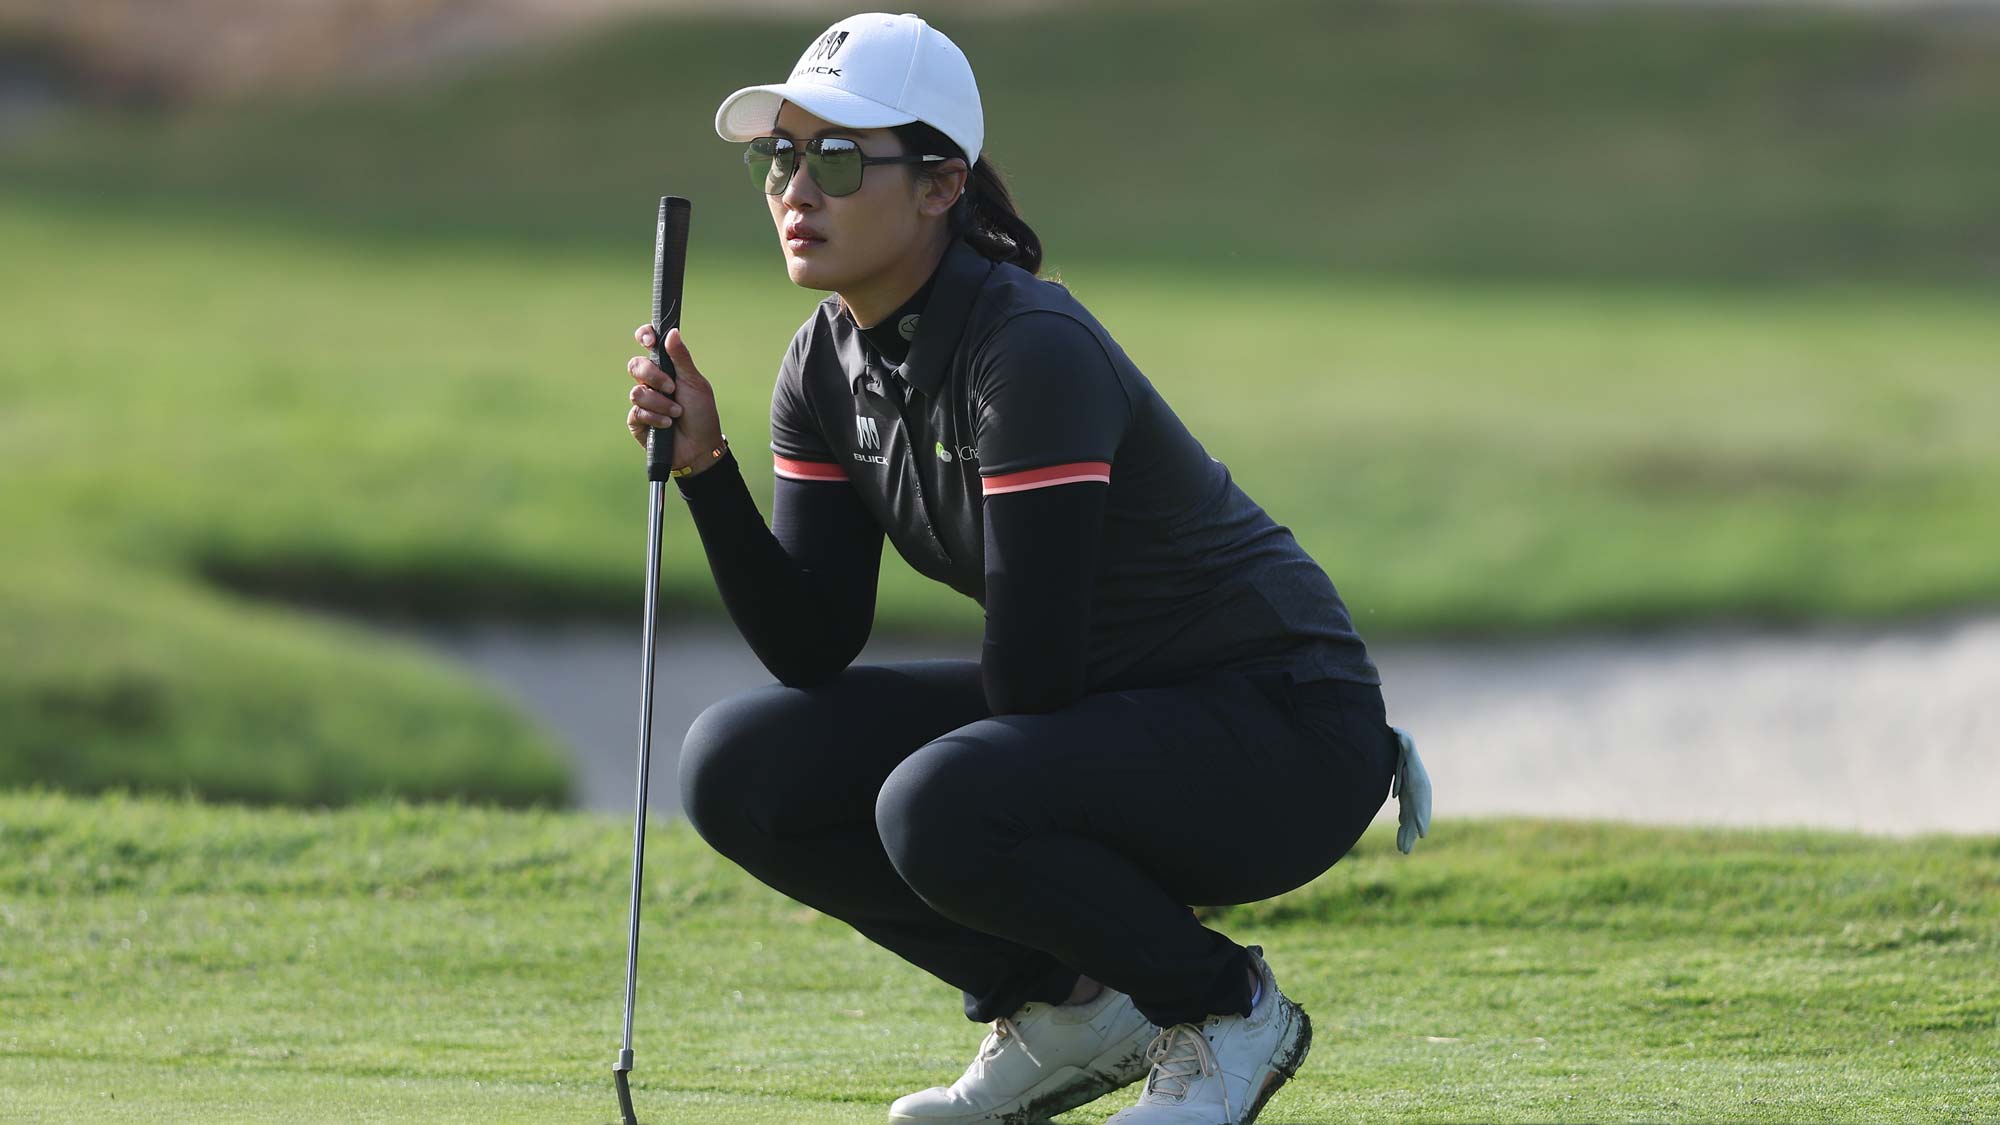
[677,660,1397,1029]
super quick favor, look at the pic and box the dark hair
[890,120,1046,278]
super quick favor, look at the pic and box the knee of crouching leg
[874,733,1013,897]
[676,691,775,847]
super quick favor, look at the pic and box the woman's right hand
[627,324,725,474]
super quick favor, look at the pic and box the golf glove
[1388,726,1432,855]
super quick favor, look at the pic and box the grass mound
[1,791,1993,1122]
[0,562,569,808]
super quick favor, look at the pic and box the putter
[612,194,691,1125]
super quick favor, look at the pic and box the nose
[780,155,822,208]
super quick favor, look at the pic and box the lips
[772,218,820,246]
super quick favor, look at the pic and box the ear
[918,158,971,218]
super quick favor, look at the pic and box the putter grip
[647,196,692,482]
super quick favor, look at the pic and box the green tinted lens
[808,139,864,196]
[746,138,793,195]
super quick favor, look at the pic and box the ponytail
[892,122,1047,278]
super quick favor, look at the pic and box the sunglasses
[745,136,947,198]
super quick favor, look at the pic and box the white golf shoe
[1102,946,1311,1125]
[888,985,1157,1125]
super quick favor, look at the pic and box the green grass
[1,790,1995,1122]
[7,1,1999,284]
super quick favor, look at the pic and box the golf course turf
[3,790,1994,1122]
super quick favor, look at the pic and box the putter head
[612,1061,640,1125]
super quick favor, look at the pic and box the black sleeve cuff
[672,444,745,504]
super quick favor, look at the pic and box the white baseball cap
[714,12,984,167]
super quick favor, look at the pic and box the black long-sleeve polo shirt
[676,235,1379,716]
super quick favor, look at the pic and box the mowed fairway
[7,199,1999,637]
[1,790,1994,1123]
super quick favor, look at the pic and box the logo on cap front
[794,29,850,78]
[808,30,849,62]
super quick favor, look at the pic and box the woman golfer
[623,13,1428,1124]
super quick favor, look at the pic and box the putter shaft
[613,478,667,1124]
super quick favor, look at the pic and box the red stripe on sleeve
[980,461,1112,496]
[774,455,848,482]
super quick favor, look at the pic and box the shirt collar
[843,237,994,399]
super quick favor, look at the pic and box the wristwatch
[670,435,728,477]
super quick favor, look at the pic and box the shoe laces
[1140,1022,1230,1120]
[978,1014,1043,1070]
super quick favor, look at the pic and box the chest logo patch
[856,415,882,450]
[898,313,921,341]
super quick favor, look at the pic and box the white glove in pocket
[1389,725,1432,855]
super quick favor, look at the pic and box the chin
[784,254,842,292]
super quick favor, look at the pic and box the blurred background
[2,0,1995,831]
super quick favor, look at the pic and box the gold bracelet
[669,434,728,477]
